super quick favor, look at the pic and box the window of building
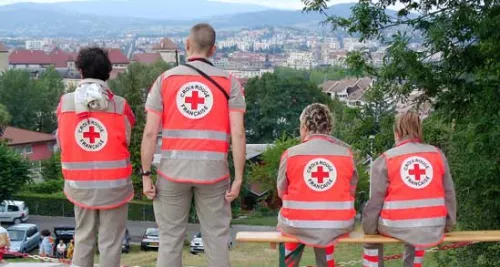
[25,145,33,154]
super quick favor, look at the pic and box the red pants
[363,244,426,267]
[285,243,335,267]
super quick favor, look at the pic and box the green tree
[248,136,300,199]
[0,70,38,130]
[34,68,65,133]
[41,152,62,181]
[0,68,63,133]
[0,143,31,202]
[0,103,10,136]
[304,0,500,265]
[109,61,170,199]
[245,73,334,144]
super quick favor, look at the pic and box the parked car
[0,201,29,224]
[7,224,41,254]
[190,232,233,255]
[140,228,159,251]
[52,226,75,256]
[122,229,131,253]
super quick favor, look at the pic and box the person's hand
[225,178,242,202]
[142,176,156,200]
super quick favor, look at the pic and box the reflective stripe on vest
[326,253,334,261]
[382,197,445,210]
[65,179,131,189]
[162,150,227,161]
[62,159,130,170]
[379,217,446,228]
[162,129,229,142]
[282,200,354,210]
[280,217,355,229]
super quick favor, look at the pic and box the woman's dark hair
[76,47,112,81]
[41,229,51,237]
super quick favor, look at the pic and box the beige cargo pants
[154,178,231,267]
[71,204,128,267]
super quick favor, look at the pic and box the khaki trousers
[154,178,231,267]
[71,204,128,267]
[363,243,426,267]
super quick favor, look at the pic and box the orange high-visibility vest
[280,137,356,229]
[159,67,231,184]
[381,140,447,229]
[58,95,133,208]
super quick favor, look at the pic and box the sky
[0,0,357,9]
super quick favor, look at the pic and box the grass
[6,243,441,267]
[118,243,440,267]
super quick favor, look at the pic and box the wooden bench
[236,231,500,267]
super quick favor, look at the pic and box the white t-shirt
[57,243,66,253]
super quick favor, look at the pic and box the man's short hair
[76,47,113,81]
[189,23,216,54]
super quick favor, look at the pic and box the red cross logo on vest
[83,126,100,144]
[303,158,337,192]
[75,118,108,152]
[400,156,434,189]
[177,81,214,119]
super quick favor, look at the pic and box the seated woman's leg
[313,245,335,267]
[285,243,304,267]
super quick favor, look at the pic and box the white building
[321,77,374,107]
[25,40,44,50]
[226,68,274,79]
[286,51,314,70]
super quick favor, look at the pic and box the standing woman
[277,103,358,267]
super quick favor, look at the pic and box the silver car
[140,228,159,251]
[190,232,233,255]
[7,224,41,254]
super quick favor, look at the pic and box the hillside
[0,3,404,37]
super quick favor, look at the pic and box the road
[2,216,275,245]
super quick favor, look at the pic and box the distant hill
[5,0,271,20]
[0,3,404,37]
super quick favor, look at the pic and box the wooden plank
[236,231,500,244]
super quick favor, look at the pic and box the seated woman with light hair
[276,103,358,267]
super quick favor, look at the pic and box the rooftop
[9,49,52,65]
[0,42,8,52]
[107,48,130,64]
[152,38,178,51]
[1,126,55,146]
[132,53,162,65]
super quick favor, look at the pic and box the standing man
[141,23,246,267]
[277,104,358,267]
[57,47,135,267]
[362,111,456,267]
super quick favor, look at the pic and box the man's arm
[350,152,359,198]
[140,74,164,200]
[362,155,389,235]
[440,151,457,232]
[277,150,289,198]
[225,76,246,202]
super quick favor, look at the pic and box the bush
[23,180,64,194]
[41,153,62,181]
[15,193,157,221]
[0,143,32,202]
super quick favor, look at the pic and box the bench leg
[279,242,305,267]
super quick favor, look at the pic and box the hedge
[15,193,156,222]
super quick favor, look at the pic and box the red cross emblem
[409,164,426,181]
[185,91,205,110]
[83,126,100,144]
[311,166,329,184]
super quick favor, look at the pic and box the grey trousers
[154,178,232,267]
[71,204,128,267]
[363,243,426,267]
